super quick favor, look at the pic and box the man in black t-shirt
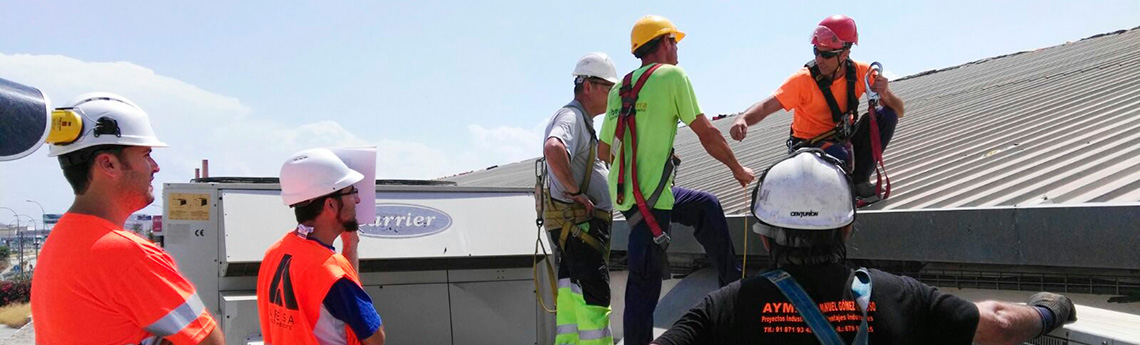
[653,149,1077,345]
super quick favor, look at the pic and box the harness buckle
[652,232,671,250]
[833,113,856,142]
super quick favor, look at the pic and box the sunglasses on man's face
[813,47,844,59]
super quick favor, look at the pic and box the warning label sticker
[168,193,211,220]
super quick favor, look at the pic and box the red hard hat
[811,15,858,49]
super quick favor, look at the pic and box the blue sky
[1,1,1137,218]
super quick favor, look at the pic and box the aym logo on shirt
[359,204,453,238]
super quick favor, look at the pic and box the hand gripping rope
[860,62,891,205]
[614,63,670,249]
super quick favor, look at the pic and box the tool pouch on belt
[538,135,611,257]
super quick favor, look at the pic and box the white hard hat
[280,148,364,206]
[572,52,619,84]
[752,148,855,233]
[47,92,168,157]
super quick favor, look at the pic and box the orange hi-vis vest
[257,232,364,345]
[31,213,217,345]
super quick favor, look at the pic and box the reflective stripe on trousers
[556,279,613,345]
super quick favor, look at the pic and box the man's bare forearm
[740,96,782,126]
[598,142,613,165]
[880,91,905,117]
[693,116,745,173]
[973,301,1042,345]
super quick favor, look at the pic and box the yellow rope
[533,225,557,314]
[741,186,749,280]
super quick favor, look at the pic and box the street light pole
[15,215,35,277]
[26,200,45,259]
[16,215,36,276]
[0,207,20,278]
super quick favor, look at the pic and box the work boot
[855,181,876,198]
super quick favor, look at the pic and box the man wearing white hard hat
[539,52,618,345]
[652,149,1076,344]
[31,93,225,344]
[257,148,386,344]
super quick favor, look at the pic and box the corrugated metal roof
[444,27,1140,213]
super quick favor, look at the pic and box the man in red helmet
[730,14,905,198]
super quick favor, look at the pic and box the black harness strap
[793,58,857,149]
[806,59,858,127]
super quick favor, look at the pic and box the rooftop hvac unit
[162,180,557,345]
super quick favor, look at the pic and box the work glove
[1028,292,1077,336]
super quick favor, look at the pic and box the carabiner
[864,62,883,103]
[535,158,546,179]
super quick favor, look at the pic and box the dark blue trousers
[823,106,899,182]
[621,187,741,345]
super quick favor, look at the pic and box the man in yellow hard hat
[598,15,754,345]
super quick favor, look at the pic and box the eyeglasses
[332,187,359,198]
[813,47,844,59]
[589,78,615,89]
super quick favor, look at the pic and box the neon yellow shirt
[600,64,701,211]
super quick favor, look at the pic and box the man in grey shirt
[540,52,618,345]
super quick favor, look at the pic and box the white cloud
[467,123,544,164]
[0,53,537,217]
[883,69,900,81]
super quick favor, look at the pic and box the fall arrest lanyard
[861,62,891,203]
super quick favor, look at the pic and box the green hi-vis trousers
[549,217,613,345]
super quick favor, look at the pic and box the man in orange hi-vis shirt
[257,148,385,345]
[31,93,223,344]
[730,15,906,199]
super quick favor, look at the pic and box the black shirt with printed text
[654,263,979,345]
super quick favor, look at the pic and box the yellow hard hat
[630,15,686,53]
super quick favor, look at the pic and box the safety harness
[537,102,612,256]
[613,63,673,249]
[761,268,873,345]
[533,102,613,312]
[790,60,892,204]
[539,139,612,257]
[789,59,859,151]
